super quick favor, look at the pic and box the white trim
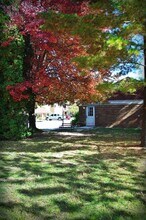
[82,100,143,107]
[108,100,143,105]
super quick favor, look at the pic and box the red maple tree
[2,0,96,130]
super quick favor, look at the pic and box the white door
[86,106,95,126]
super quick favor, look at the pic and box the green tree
[44,0,146,146]
[68,103,79,117]
[0,9,29,140]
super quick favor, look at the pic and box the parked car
[46,114,63,121]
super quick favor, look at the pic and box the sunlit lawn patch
[0,128,146,220]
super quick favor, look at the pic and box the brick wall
[79,104,142,128]
[79,106,86,126]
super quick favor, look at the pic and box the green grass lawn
[0,128,146,220]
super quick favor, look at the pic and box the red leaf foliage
[4,0,97,104]
[1,37,14,47]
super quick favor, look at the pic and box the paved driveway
[36,119,72,130]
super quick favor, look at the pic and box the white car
[46,114,63,121]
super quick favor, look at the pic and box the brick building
[78,91,143,128]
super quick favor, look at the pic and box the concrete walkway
[42,126,95,133]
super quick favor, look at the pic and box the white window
[88,107,93,116]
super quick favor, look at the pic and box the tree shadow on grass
[19,186,68,197]
[0,201,22,209]
[0,128,141,153]
[54,200,81,213]
[0,202,46,220]
[0,128,145,219]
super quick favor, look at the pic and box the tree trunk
[23,34,38,131]
[27,94,38,131]
[140,36,146,147]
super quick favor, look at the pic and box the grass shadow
[0,128,145,220]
